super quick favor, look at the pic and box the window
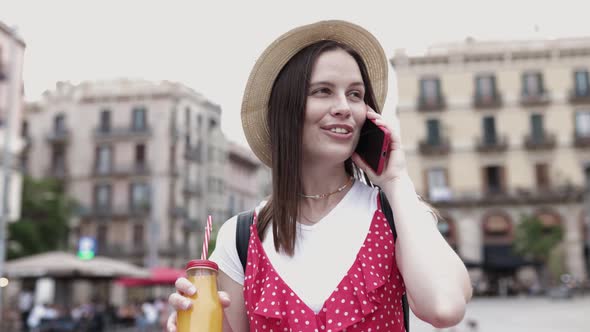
[420,77,441,104]
[51,146,65,173]
[130,183,150,211]
[209,118,218,131]
[426,119,441,145]
[208,146,214,162]
[483,116,497,144]
[574,69,590,97]
[133,224,144,248]
[97,225,108,249]
[530,114,544,141]
[94,184,112,210]
[427,168,451,201]
[99,110,111,132]
[584,165,590,189]
[484,166,504,194]
[228,195,235,216]
[185,107,191,129]
[131,107,147,131]
[95,146,112,174]
[535,163,550,189]
[135,144,146,167]
[185,135,191,150]
[54,114,66,133]
[21,120,29,138]
[522,71,544,97]
[575,111,590,137]
[475,74,497,100]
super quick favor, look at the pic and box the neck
[300,163,350,198]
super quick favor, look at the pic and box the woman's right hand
[167,277,232,332]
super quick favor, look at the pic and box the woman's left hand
[351,105,408,188]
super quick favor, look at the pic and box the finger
[175,277,196,296]
[218,291,231,308]
[365,110,380,120]
[168,293,192,311]
[366,104,380,114]
[166,311,177,332]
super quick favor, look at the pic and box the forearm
[381,173,471,326]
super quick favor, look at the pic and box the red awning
[116,266,185,287]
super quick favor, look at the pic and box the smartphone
[355,118,391,175]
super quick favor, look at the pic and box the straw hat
[241,20,389,167]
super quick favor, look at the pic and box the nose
[330,93,352,118]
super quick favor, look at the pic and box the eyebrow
[309,81,365,88]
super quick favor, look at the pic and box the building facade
[225,142,271,221]
[25,79,227,268]
[0,22,25,224]
[392,37,590,294]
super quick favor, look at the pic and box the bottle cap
[185,259,219,272]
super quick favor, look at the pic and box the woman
[168,20,471,331]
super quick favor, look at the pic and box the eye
[311,87,331,96]
[348,90,364,100]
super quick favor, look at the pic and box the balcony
[431,185,585,208]
[182,182,202,196]
[417,95,446,112]
[79,204,150,220]
[520,92,551,107]
[473,93,503,109]
[93,126,152,141]
[573,133,590,148]
[418,138,451,156]
[428,187,453,202]
[92,163,150,177]
[568,89,590,104]
[524,133,557,151]
[45,129,71,144]
[184,146,202,162]
[475,135,509,153]
[169,206,187,219]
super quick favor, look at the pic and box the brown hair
[257,41,379,255]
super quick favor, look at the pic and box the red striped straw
[201,215,213,260]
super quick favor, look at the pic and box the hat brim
[241,20,388,167]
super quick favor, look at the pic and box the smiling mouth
[328,127,351,134]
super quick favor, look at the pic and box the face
[302,48,367,165]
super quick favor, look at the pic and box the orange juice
[177,260,223,332]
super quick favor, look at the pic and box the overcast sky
[2,0,589,146]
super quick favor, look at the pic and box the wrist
[379,171,413,192]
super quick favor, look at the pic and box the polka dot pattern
[243,200,406,331]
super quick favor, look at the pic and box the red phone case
[374,125,391,175]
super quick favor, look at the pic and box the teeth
[330,128,349,134]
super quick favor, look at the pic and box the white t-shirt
[209,180,379,313]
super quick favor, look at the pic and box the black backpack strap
[236,209,255,272]
[379,190,410,332]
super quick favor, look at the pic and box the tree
[513,214,563,288]
[7,176,75,259]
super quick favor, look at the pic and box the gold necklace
[300,177,354,200]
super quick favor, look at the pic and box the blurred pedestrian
[18,289,34,331]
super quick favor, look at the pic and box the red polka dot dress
[243,198,407,332]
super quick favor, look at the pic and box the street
[410,295,590,332]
